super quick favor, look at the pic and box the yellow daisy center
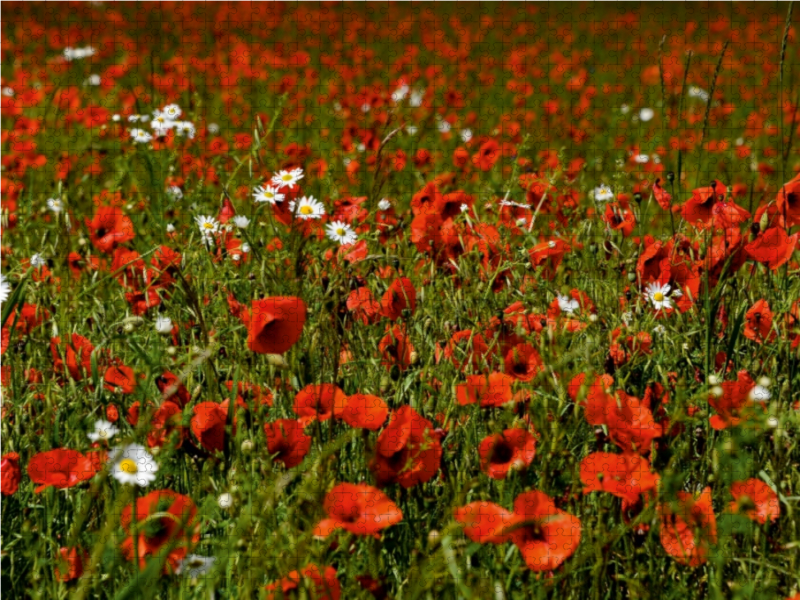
[653,292,664,301]
[282,174,292,182]
[300,205,313,215]
[202,222,215,229]
[336,228,345,236]
[119,458,138,474]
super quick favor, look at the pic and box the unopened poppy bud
[710,386,723,397]
[759,210,770,231]
[666,171,675,182]
[708,374,720,385]
[191,385,203,400]
[428,530,441,546]
[766,416,779,429]
[166,346,177,356]
[380,375,390,393]
[627,272,636,282]
[241,439,254,453]
[409,351,419,365]
[218,493,233,509]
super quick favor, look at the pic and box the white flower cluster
[63,46,96,61]
[129,104,195,143]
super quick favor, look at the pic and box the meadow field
[1,2,800,598]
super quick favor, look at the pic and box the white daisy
[162,104,182,120]
[232,215,250,229]
[557,294,580,315]
[460,129,473,143]
[108,443,158,487]
[253,184,284,204]
[289,196,326,220]
[174,121,196,139]
[30,254,46,268]
[1,273,12,303]
[459,203,469,213]
[410,89,425,107]
[271,168,304,189]
[639,108,655,122]
[166,186,183,201]
[378,198,391,211]
[325,220,357,245]
[195,215,220,244]
[749,385,771,402]
[150,115,174,137]
[46,197,63,213]
[593,184,615,202]
[645,282,674,310]
[155,316,173,334]
[176,555,216,578]
[166,223,176,233]
[391,84,409,103]
[127,115,144,123]
[87,419,119,443]
[84,74,101,86]
[130,128,153,143]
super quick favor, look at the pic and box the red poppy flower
[378,325,415,371]
[55,547,88,582]
[744,299,775,344]
[266,564,341,600]
[87,206,135,253]
[745,226,798,270]
[247,296,307,354]
[504,343,545,382]
[580,452,660,510]
[191,401,232,454]
[709,370,757,430]
[603,203,636,237]
[339,394,389,430]
[104,365,137,394]
[27,449,98,493]
[728,478,780,524]
[147,401,185,449]
[443,330,489,371]
[51,334,94,381]
[581,377,661,454]
[410,182,442,216]
[346,287,381,325]
[776,172,800,227]
[156,371,191,408]
[371,405,442,488]
[478,428,536,479]
[658,487,717,566]
[380,277,416,320]
[1,452,21,496]
[293,383,347,425]
[472,139,500,171]
[529,238,571,280]
[314,483,402,538]
[456,372,514,408]
[676,180,727,225]
[652,178,672,209]
[121,489,199,573]
[455,490,581,572]
[265,419,311,468]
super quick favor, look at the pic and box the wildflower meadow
[1,2,800,599]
